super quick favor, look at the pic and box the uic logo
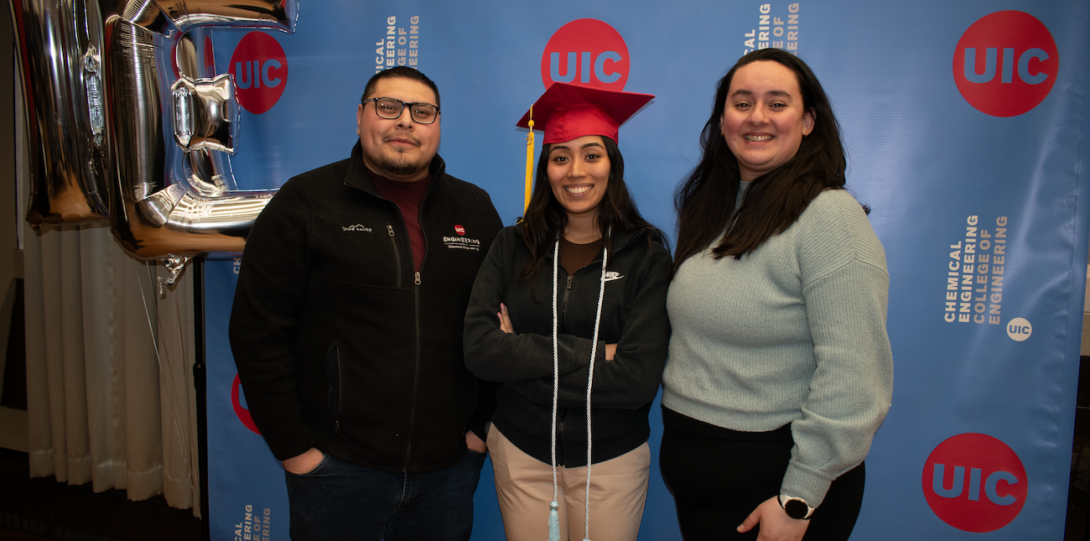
[962,47,1049,85]
[930,464,1017,505]
[549,51,623,85]
[541,19,629,90]
[922,433,1026,532]
[229,31,289,115]
[1006,317,1031,341]
[235,58,283,89]
[953,10,1058,117]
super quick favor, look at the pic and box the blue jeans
[284,449,487,541]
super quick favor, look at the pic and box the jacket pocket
[325,342,343,433]
[314,213,402,288]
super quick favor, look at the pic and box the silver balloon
[13,0,299,258]
[15,0,110,223]
[172,74,237,154]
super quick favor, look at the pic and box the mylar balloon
[13,0,299,263]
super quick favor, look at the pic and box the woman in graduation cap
[464,82,671,541]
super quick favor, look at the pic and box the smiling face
[546,135,611,221]
[721,60,815,183]
[356,77,440,182]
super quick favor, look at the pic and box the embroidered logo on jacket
[443,235,481,251]
[342,224,372,232]
[604,271,624,281]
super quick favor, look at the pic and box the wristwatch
[778,494,815,520]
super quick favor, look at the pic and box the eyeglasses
[363,97,440,124]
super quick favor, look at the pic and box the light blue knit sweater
[662,188,893,507]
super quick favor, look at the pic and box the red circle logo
[231,374,261,435]
[229,32,289,115]
[454,225,466,236]
[540,19,629,90]
[922,433,1027,532]
[953,11,1058,117]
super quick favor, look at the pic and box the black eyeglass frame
[362,97,441,124]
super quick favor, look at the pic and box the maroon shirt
[371,171,432,272]
[560,236,605,275]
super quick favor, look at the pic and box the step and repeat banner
[202,1,1090,540]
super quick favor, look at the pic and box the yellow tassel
[525,106,535,213]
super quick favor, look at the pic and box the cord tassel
[548,500,560,541]
[548,240,561,541]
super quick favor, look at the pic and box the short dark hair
[361,66,441,109]
[519,136,666,286]
[673,48,846,272]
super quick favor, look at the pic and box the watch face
[784,498,810,519]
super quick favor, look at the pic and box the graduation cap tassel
[525,107,535,213]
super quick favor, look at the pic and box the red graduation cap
[516,82,654,144]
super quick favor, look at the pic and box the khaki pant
[488,427,650,541]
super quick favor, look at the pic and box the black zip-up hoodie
[230,143,503,474]
[463,225,671,467]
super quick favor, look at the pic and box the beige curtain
[23,221,201,516]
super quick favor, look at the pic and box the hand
[604,343,616,361]
[282,447,325,475]
[465,430,487,453]
[498,303,515,334]
[737,496,810,541]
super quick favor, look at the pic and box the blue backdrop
[204,1,1090,539]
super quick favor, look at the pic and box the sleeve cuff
[781,461,835,508]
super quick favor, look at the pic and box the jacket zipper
[385,218,417,470]
[387,223,402,288]
[334,350,343,433]
[555,272,577,465]
[403,274,423,471]
[326,343,343,434]
[555,246,614,466]
[401,209,427,471]
[561,275,574,314]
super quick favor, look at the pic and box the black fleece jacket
[463,225,671,467]
[230,142,502,474]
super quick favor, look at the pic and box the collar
[523,225,642,262]
[342,140,446,196]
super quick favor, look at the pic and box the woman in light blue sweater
[661,49,893,541]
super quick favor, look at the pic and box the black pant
[659,408,865,541]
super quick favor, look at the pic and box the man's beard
[372,151,429,177]
[363,134,431,178]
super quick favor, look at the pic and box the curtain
[23,221,200,516]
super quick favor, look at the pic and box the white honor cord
[549,234,609,541]
[582,242,608,541]
[550,240,561,509]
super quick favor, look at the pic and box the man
[229,66,503,541]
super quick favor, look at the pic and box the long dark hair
[673,49,846,273]
[519,136,665,284]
